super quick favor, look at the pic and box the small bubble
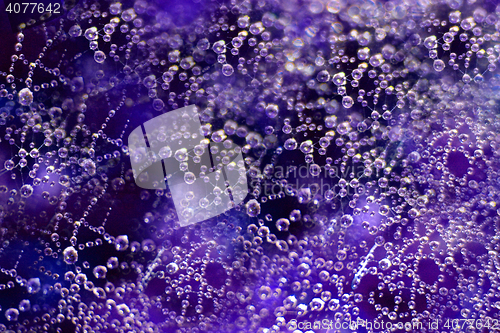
[300,140,313,154]
[5,308,19,321]
[265,104,279,118]
[18,88,33,106]
[342,96,354,109]
[20,184,33,198]
[121,8,137,22]
[332,72,345,86]
[107,257,119,269]
[276,218,290,231]
[159,146,172,159]
[433,59,445,72]
[93,265,107,279]
[84,27,98,41]
[317,70,330,82]
[461,17,476,31]
[222,64,234,76]
[184,172,196,185]
[284,138,297,150]
[94,51,106,63]
[249,22,265,35]
[69,24,82,37]
[63,246,78,264]
[424,35,437,49]
[340,214,353,227]
[369,53,384,67]
[18,300,30,312]
[449,10,461,23]
[174,148,188,162]
[27,278,41,294]
[246,199,261,217]
[199,197,210,208]
[115,235,129,251]
[109,2,122,14]
[166,262,179,274]
[153,98,165,111]
[289,209,301,222]
[212,40,226,54]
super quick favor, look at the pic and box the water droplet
[342,96,354,108]
[5,308,19,321]
[317,70,330,82]
[265,104,279,118]
[93,265,107,279]
[63,246,78,264]
[84,27,98,41]
[433,59,445,72]
[115,235,129,251]
[20,184,33,198]
[340,214,353,227]
[284,138,297,150]
[94,50,106,63]
[222,64,234,76]
[246,199,261,217]
[18,88,33,106]
[184,172,196,185]
[27,278,40,294]
[69,24,82,37]
[166,262,179,274]
[276,218,290,231]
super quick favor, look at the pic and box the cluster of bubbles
[0,0,500,331]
